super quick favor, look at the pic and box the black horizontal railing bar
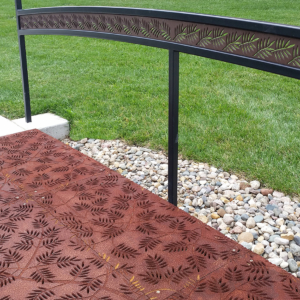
[19,29,300,80]
[16,6,300,39]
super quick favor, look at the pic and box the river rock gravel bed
[63,137,300,277]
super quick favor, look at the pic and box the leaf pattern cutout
[138,236,162,251]
[26,287,55,300]
[250,274,274,287]
[136,199,152,209]
[186,255,206,272]
[0,233,11,246]
[208,277,230,293]
[223,32,241,52]
[150,19,161,37]
[169,219,186,230]
[195,281,206,293]
[0,262,15,287]
[0,129,299,298]
[241,260,269,275]
[111,243,140,259]
[131,17,141,35]
[247,289,273,300]
[30,268,55,284]
[154,214,173,223]
[198,28,212,47]
[240,33,259,53]
[211,29,228,47]
[56,255,80,268]
[92,217,114,227]
[136,222,158,235]
[102,226,124,238]
[42,238,63,249]
[119,279,145,296]
[183,215,197,224]
[165,265,192,284]
[87,257,105,269]
[113,16,123,32]
[122,18,131,35]
[180,229,199,242]
[12,168,32,177]
[161,22,171,40]
[70,262,90,278]
[273,38,294,60]
[13,240,33,251]
[254,38,275,59]
[289,46,300,67]
[165,293,186,300]
[121,182,136,194]
[136,209,156,221]
[102,209,121,221]
[4,250,23,264]
[195,244,218,260]
[174,25,187,42]
[224,266,244,281]
[56,292,84,299]
[140,20,150,37]
[163,241,188,252]
[220,247,243,260]
[145,254,167,269]
[79,278,103,293]
[283,283,300,300]
[112,200,129,210]
[139,270,163,285]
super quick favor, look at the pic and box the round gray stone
[288,259,298,272]
[291,244,300,256]
[254,215,264,223]
[273,208,281,216]
[266,204,277,211]
[294,236,300,246]
[241,214,249,221]
[234,215,241,222]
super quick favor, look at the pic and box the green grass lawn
[1,0,300,195]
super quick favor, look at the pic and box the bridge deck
[0,129,298,299]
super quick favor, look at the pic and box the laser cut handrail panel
[19,12,300,70]
[0,129,299,299]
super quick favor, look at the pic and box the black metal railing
[15,0,300,206]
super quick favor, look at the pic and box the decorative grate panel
[20,13,300,69]
[0,129,299,299]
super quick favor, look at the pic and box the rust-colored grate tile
[0,129,298,300]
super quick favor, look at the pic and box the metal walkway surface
[0,129,298,300]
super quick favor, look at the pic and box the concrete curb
[0,113,69,139]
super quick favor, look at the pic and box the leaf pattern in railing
[19,12,300,69]
[197,28,212,47]
[273,39,294,60]
[223,32,241,52]
[289,46,300,67]
[254,38,275,59]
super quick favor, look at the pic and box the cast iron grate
[0,129,299,299]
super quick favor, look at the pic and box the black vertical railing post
[15,0,32,123]
[168,50,179,206]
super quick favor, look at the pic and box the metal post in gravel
[168,50,179,206]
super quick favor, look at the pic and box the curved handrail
[17,6,300,38]
[14,1,300,206]
[16,6,300,79]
